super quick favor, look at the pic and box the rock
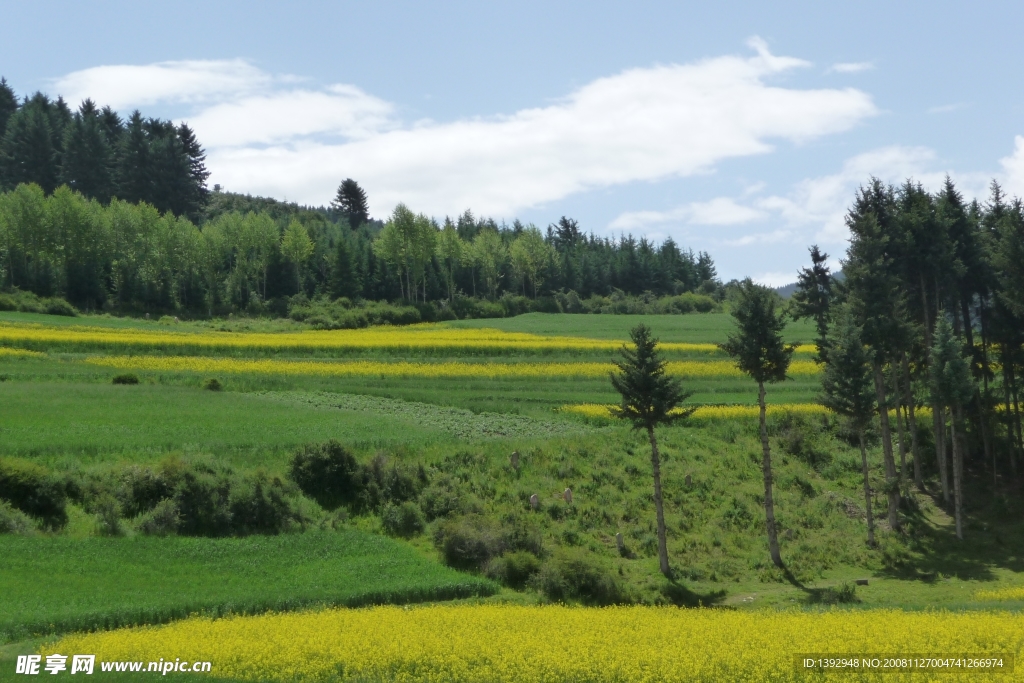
[510,451,520,469]
[615,532,625,552]
[784,529,794,540]
[563,488,573,504]
[685,474,692,487]
[855,579,869,586]
[529,494,539,510]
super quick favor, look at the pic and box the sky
[2,0,1023,285]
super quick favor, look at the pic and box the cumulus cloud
[999,135,1024,198]
[51,59,274,109]
[55,40,877,215]
[828,62,874,74]
[609,197,764,231]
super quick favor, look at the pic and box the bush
[136,499,179,536]
[203,378,223,391]
[94,495,124,536]
[355,454,422,512]
[112,373,139,385]
[434,515,506,571]
[810,582,858,605]
[485,550,541,588]
[0,289,77,316]
[533,549,625,605]
[228,474,298,535]
[115,465,174,518]
[419,474,473,521]
[289,441,362,510]
[0,500,35,535]
[173,469,233,537]
[381,501,426,537]
[0,457,67,529]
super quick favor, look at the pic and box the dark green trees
[610,324,692,577]
[820,307,878,546]
[332,179,369,229]
[791,244,833,364]
[721,280,794,568]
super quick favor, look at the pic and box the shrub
[0,289,77,316]
[419,474,473,520]
[173,470,233,537]
[115,465,173,517]
[0,457,67,529]
[434,515,506,571]
[289,441,362,510]
[94,495,124,536]
[533,549,625,605]
[228,475,297,535]
[355,454,422,512]
[112,373,139,385]
[810,582,858,605]
[136,499,179,536]
[0,500,35,535]
[203,378,223,391]
[381,501,426,538]
[485,550,541,589]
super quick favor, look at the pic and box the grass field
[0,531,495,642]
[1,310,1022,682]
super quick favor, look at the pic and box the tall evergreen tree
[60,100,113,202]
[115,111,151,205]
[331,179,369,229]
[0,96,60,193]
[0,78,17,141]
[721,279,795,568]
[820,305,878,546]
[611,324,692,578]
[791,245,834,363]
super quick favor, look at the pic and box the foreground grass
[42,605,1024,682]
[0,531,496,643]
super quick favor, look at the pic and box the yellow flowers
[46,605,1024,682]
[84,355,820,379]
[0,346,45,359]
[562,402,831,419]
[975,587,1024,601]
[0,321,817,356]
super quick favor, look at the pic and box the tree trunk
[646,425,671,578]
[1004,356,1020,479]
[1011,366,1024,479]
[978,301,995,487]
[902,353,923,490]
[872,361,901,529]
[858,429,875,547]
[758,382,783,568]
[892,367,908,493]
[951,406,964,540]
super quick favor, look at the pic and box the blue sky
[3,0,1023,285]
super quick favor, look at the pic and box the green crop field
[0,531,495,642]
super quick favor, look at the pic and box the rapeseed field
[46,605,1024,682]
[83,354,821,378]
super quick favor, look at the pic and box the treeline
[0,183,721,316]
[793,177,1024,541]
[0,78,209,222]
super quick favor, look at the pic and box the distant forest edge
[0,77,725,322]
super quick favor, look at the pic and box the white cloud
[609,197,763,231]
[51,59,274,109]
[928,102,969,114]
[753,271,800,287]
[76,39,873,214]
[999,135,1024,198]
[720,229,792,247]
[829,62,874,74]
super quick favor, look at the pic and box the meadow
[0,310,1022,682]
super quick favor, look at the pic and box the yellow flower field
[46,605,1024,682]
[83,354,822,379]
[976,587,1024,601]
[0,346,45,359]
[0,321,817,355]
[562,402,831,419]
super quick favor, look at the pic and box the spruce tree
[791,245,834,363]
[611,324,692,577]
[0,78,17,142]
[60,100,113,202]
[332,179,369,229]
[820,305,878,546]
[115,111,151,205]
[721,279,795,568]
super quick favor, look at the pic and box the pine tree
[331,179,368,229]
[0,96,60,193]
[60,100,113,202]
[820,304,878,546]
[611,324,693,577]
[115,111,151,205]
[0,78,17,141]
[791,245,834,363]
[721,279,795,568]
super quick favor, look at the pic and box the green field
[0,531,495,642]
[0,310,1021,656]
